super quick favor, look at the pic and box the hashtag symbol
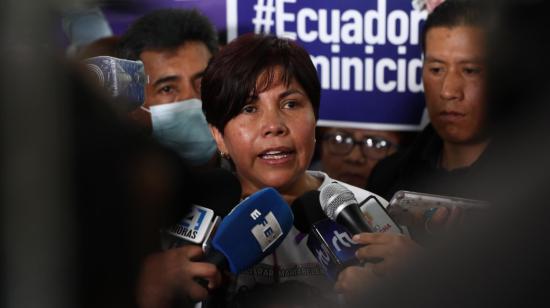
[252,0,275,34]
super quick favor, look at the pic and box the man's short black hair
[421,0,484,52]
[117,8,218,60]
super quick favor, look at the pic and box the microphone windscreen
[319,182,357,220]
[291,190,326,233]
[191,168,242,217]
[211,188,293,273]
[320,182,373,234]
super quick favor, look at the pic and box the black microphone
[163,168,241,251]
[292,190,360,281]
[319,182,373,235]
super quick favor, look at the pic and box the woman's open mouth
[258,148,295,164]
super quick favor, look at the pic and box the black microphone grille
[319,182,356,220]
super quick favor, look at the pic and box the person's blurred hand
[391,205,466,239]
[335,264,379,295]
[353,232,422,275]
[335,232,422,295]
[423,205,465,234]
[136,245,222,308]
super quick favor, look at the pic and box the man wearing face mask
[117,8,219,167]
[116,9,226,307]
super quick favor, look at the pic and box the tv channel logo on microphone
[167,205,214,244]
[307,219,360,280]
[250,209,284,252]
[318,219,359,264]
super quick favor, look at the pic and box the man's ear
[209,124,227,154]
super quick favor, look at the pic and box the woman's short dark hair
[201,33,321,132]
[421,0,484,52]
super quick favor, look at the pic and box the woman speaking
[199,33,419,305]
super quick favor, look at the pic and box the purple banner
[102,0,428,130]
[227,0,428,130]
[103,0,227,36]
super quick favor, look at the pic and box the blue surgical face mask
[142,99,217,166]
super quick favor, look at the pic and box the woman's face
[210,70,316,197]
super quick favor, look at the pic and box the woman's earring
[220,151,230,160]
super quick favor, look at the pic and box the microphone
[292,190,360,281]
[319,182,372,235]
[82,56,146,110]
[203,187,294,274]
[193,187,293,290]
[320,182,403,235]
[163,168,242,251]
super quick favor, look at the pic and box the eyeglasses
[322,131,398,160]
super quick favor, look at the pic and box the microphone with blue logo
[292,190,361,281]
[195,187,293,287]
[163,168,242,252]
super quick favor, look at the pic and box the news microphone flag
[307,219,360,281]
[359,195,403,234]
[166,205,215,244]
[163,168,242,250]
[292,190,359,281]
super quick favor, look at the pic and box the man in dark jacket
[368,0,490,203]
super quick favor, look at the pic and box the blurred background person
[312,127,404,188]
[73,35,120,59]
[116,8,220,167]
[61,4,113,58]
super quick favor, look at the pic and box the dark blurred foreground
[1,1,194,307]
[2,0,550,307]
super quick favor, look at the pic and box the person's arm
[136,245,222,308]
